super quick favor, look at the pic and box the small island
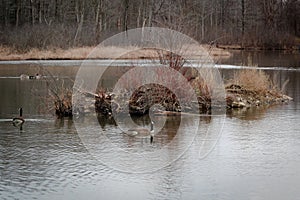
[49,51,292,118]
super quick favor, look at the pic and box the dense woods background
[0,0,299,51]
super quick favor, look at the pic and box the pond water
[0,53,299,200]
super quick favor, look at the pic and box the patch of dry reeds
[225,69,292,109]
[232,69,271,94]
[0,45,231,60]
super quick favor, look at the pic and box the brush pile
[226,69,292,108]
[51,56,292,117]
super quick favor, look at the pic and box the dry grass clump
[225,68,292,109]
[232,69,271,94]
[0,46,95,60]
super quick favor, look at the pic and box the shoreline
[0,45,231,61]
[216,44,300,51]
[1,44,299,62]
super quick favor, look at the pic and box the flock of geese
[12,107,155,143]
[19,74,42,80]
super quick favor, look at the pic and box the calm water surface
[0,56,299,200]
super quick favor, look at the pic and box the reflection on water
[227,105,272,121]
[0,62,300,200]
[218,50,300,68]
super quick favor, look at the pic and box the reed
[232,69,271,94]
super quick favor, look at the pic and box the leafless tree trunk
[73,0,85,46]
[123,0,129,32]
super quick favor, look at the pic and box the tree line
[0,0,299,51]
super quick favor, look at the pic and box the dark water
[218,50,300,68]
[0,56,299,200]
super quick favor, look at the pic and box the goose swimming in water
[20,74,42,80]
[12,108,25,128]
[125,121,154,143]
[150,121,154,143]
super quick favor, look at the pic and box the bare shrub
[40,68,73,118]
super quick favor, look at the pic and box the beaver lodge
[49,52,292,118]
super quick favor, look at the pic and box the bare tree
[0,0,298,50]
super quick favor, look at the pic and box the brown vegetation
[96,68,292,116]
[74,70,291,118]
[36,50,292,118]
[34,48,291,118]
[232,69,271,94]
[226,69,292,108]
[0,45,231,61]
[40,82,73,118]
[41,68,74,118]
[93,53,214,116]
[53,69,292,118]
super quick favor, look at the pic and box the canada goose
[33,73,42,79]
[20,74,42,80]
[125,121,154,142]
[20,74,29,80]
[12,108,25,127]
[150,121,154,143]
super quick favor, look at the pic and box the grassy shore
[0,45,231,61]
